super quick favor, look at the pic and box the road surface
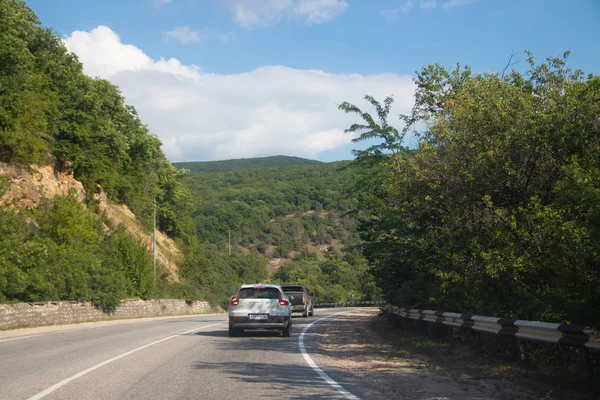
[0,308,385,400]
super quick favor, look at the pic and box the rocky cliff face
[0,163,180,281]
[0,163,86,209]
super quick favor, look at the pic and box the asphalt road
[0,308,385,400]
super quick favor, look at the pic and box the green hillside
[173,155,322,173]
[180,160,382,303]
[184,161,355,248]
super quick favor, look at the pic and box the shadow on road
[190,327,318,356]
[186,310,386,399]
[192,361,368,399]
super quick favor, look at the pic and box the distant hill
[182,160,359,272]
[173,155,322,173]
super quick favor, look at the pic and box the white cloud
[223,0,348,28]
[163,26,201,44]
[381,0,414,20]
[163,26,234,44]
[442,0,473,8]
[294,0,349,24]
[63,26,415,162]
[420,0,437,9]
[63,26,200,79]
[226,0,293,27]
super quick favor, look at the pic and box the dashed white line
[298,310,360,400]
[27,322,223,400]
[0,334,41,343]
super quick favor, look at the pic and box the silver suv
[228,284,293,337]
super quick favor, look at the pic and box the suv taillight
[302,295,305,305]
[230,293,240,306]
[278,291,289,306]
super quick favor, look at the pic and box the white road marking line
[27,322,223,400]
[0,334,42,343]
[299,310,360,400]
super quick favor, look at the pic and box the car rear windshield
[282,286,304,292]
[238,287,280,299]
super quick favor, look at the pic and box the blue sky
[27,0,600,162]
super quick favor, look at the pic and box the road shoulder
[309,309,541,400]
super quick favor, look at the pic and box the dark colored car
[281,285,313,318]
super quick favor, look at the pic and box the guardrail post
[583,347,594,378]
[558,344,567,371]
[448,326,454,345]
[513,336,523,361]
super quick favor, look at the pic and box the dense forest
[184,161,356,249]
[339,52,600,327]
[178,160,381,304]
[174,155,321,173]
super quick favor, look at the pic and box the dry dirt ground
[314,309,556,400]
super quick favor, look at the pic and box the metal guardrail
[314,302,599,352]
[388,306,599,351]
[387,306,599,377]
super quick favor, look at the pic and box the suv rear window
[282,286,304,292]
[238,287,280,299]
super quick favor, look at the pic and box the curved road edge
[299,309,361,400]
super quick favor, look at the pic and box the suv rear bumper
[229,315,290,329]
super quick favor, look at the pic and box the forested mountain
[184,161,356,248]
[173,155,321,173]
[178,161,382,303]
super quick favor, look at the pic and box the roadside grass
[369,313,599,400]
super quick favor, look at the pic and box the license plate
[248,314,268,320]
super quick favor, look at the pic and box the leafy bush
[340,52,600,327]
[0,194,155,308]
[273,251,381,303]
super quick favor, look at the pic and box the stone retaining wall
[0,299,215,330]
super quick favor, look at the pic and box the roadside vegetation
[339,52,600,328]
[272,250,381,303]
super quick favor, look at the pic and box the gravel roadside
[314,309,541,400]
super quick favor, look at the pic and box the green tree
[340,51,600,327]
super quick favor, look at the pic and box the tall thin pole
[153,197,156,279]
[228,229,231,256]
